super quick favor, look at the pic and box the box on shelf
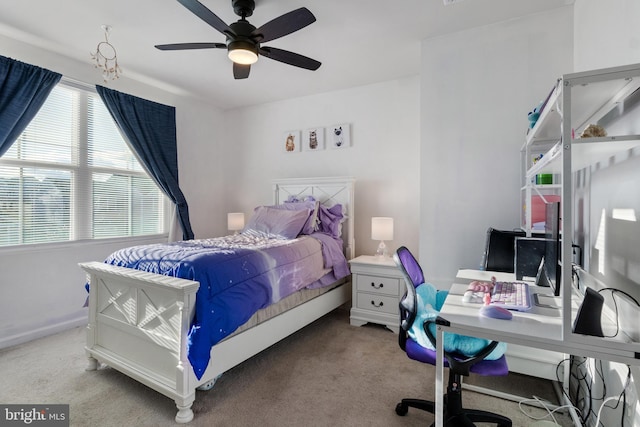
[535,174,553,185]
[531,195,561,224]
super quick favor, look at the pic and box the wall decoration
[282,130,301,153]
[303,127,325,151]
[329,123,351,149]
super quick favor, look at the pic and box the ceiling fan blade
[259,47,321,71]
[155,42,226,51]
[177,0,233,36]
[251,7,316,43]
[233,63,251,79]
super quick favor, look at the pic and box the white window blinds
[0,82,166,247]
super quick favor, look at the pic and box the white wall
[219,77,421,257]
[571,1,640,425]
[0,35,226,348]
[573,0,640,72]
[0,35,420,347]
[419,7,574,287]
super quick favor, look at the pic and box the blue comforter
[105,232,348,379]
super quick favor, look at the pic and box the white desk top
[438,269,639,363]
[439,270,567,353]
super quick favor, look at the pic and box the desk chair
[393,246,512,427]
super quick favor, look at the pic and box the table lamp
[371,217,393,257]
[227,212,245,235]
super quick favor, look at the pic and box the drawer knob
[371,282,384,289]
[371,300,384,308]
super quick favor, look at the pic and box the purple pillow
[317,204,343,238]
[270,200,319,235]
[244,206,311,239]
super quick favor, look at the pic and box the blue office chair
[393,246,512,427]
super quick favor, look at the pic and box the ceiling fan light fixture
[158,0,321,78]
[228,40,258,65]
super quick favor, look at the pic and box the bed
[79,176,355,423]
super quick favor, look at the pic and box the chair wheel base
[395,402,408,416]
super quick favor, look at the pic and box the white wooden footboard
[80,261,352,423]
[80,261,200,423]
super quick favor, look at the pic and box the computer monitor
[544,201,561,296]
[514,237,548,280]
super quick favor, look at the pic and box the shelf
[526,66,640,147]
[566,66,640,134]
[571,135,640,171]
[520,183,562,191]
[525,82,562,146]
[523,134,639,177]
[525,141,563,179]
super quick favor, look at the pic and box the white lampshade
[371,217,393,257]
[227,212,245,233]
[371,217,394,241]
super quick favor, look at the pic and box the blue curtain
[0,55,62,157]
[96,85,195,240]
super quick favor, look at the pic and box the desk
[433,269,602,427]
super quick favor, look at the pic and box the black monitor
[544,201,561,296]
[514,237,548,280]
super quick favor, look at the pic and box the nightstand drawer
[355,292,399,315]
[355,274,400,297]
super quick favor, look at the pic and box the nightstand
[349,255,404,334]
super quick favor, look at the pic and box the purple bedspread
[104,232,348,379]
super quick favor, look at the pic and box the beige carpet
[0,305,573,426]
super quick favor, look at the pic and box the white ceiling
[0,0,573,110]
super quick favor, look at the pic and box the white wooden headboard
[272,176,355,260]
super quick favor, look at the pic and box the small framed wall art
[302,127,325,151]
[329,123,351,149]
[282,130,301,153]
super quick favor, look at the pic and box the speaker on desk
[572,287,604,337]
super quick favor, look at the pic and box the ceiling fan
[155,0,321,79]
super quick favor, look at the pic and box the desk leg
[435,325,444,427]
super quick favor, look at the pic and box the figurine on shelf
[527,101,545,129]
[580,124,607,138]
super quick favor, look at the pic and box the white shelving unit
[521,82,563,235]
[524,62,640,361]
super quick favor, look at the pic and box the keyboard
[491,281,531,311]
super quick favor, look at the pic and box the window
[0,81,167,247]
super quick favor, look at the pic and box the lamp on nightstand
[371,217,393,257]
[227,212,245,235]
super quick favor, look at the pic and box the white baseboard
[0,316,87,350]
[506,344,566,381]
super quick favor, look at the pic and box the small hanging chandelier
[90,25,122,82]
